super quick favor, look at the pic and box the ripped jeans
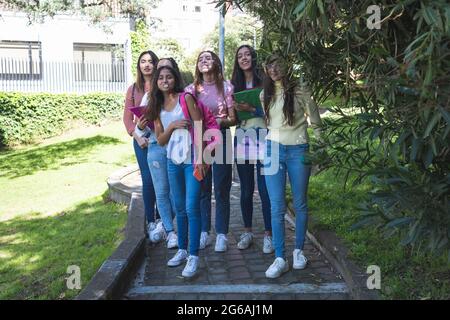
[147,142,176,233]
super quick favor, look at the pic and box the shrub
[0,92,124,147]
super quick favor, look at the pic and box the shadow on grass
[0,195,126,299]
[0,135,122,179]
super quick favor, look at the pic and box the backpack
[179,92,221,153]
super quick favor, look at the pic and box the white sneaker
[293,249,308,269]
[147,222,156,238]
[237,232,253,250]
[263,235,274,254]
[214,233,228,252]
[182,255,199,278]
[265,257,289,278]
[166,231,178,249]
[199,231,212,250]
[149,221,166,243]
[167,249,188,267]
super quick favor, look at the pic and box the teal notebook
[233,87,264,121]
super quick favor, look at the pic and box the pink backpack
[179,92,221,153]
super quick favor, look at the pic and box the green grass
[0,121,135,221]
[0,121,135,299]
[291,169,450,300]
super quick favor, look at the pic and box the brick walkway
[125,175,349,300]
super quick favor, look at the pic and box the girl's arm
[298,86,323,140]
[155,117,190,146]
[185,94,207,172]
[123,86,136,136]
[218,82,237,128]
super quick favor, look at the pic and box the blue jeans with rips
[147,142,175,233]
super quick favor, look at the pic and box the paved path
[123,169,350,300]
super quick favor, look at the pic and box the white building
[0,8,132,93]
[150,0,219,54]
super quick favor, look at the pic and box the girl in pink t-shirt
[185,51,236,252]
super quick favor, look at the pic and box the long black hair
[231,45,263,92]
[146,66,184,122]
[135,50,159,92]
[263,54,296,126]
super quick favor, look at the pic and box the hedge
[0,92,124,147]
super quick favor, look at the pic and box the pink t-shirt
[185,80,234,119]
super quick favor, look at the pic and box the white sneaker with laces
[149,221,166,243]
[265,257,289,278]
[199,231,212,250]
[166,231,178,249]
[214,233,228,252]
[263,235,274,254]
[237,232,253,250]
[182,255,199,278]
[167,249,188,267]
[293,249,308,269]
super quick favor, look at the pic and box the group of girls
[122,45,323,279]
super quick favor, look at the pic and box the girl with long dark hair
[261,54,323,278]
[231,45,273,253]
[142,65,207,277]
[123,50,162,240]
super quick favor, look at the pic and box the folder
[129,106,146,118]
[233,88,264,121]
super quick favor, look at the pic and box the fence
[0,58,130,93]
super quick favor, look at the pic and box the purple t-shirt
[185,80,234,119]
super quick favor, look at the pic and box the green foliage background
[0,92,123,147]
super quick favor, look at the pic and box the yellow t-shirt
[261,81,322,145]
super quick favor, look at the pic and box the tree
[216,0,450,256]
[1,0,159,26]
[202,14,263,79]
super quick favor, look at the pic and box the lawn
[0,120,135,299]
[291,169,450,300]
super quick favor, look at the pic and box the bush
[0,92,124,147]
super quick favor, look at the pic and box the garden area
[0,93,134,299]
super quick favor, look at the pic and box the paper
[129,106,146,118]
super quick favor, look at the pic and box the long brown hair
[145,66,184,122]
[263,54,296,126]
[193,50,225,96]
[135,50,159,92]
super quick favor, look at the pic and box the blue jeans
[200,129,232,235]
[133,139,159,224]
[263,140,311,259]
[147,142,175,233]
[167,160,201,256]
[234,128,271,231]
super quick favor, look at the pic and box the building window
[0,41,42,80]
[73,43,125,82]
[194,6,201,12]
[182,5,187,12]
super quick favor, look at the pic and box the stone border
[107,165,140,205]
[286,207,379,300]
[75,192,146,300]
